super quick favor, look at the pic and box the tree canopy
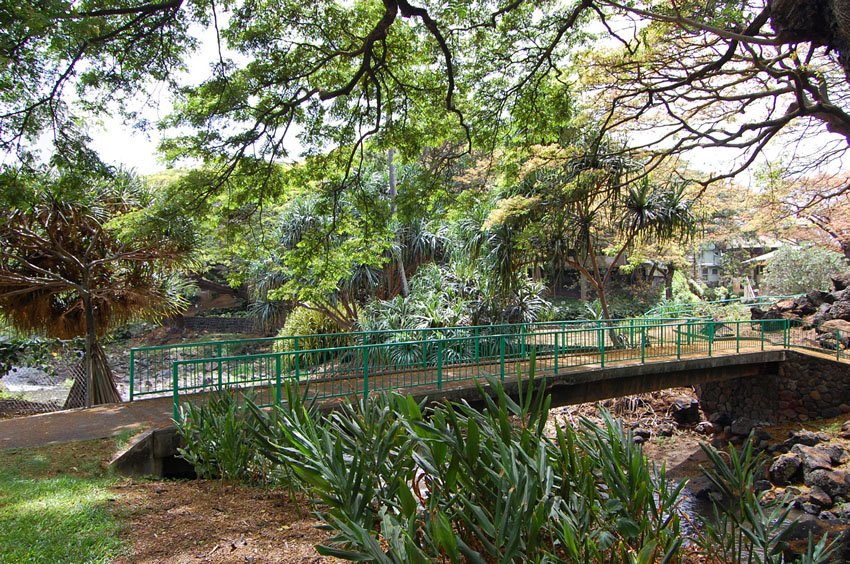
[3,1,849,198]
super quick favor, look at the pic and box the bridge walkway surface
[0,338,838,451]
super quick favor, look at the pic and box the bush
[763,245,847,295]
[175,391,268,481]
[272,306,352,370]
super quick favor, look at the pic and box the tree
[0,169,192,407]
[756,171,850,259]
[485,143,697,321]
[762,245,847,294]
[4,1,849,193]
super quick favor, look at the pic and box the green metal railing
[170,318,801,421]
[131,315,701,399]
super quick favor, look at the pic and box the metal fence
[170,318,803,420]
[130,316,702,400]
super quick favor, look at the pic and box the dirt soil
[113,479,341,564]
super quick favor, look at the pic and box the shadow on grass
[0,437,127,563]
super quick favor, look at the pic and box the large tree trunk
[64,342,121,409]
[665,264,675,300]
[65,292,120,408]
[596,284,627,348]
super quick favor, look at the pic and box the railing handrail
[130,315,705,353]
[170,317,802,420]
[168,318,724,368]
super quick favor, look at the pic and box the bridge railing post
[363,346,370,398]
[437,339,443,391]
[499,335,505,382]
[598,328,605,368]
[520,324,526,358]
[129,349,135,401]
[172,362,180,422]
[217,342,223,392]
[708,322,713,357]
[784,319,790,348]
[640,325,646,363]
[837,331,841,361]
[554,332,559,375]
[736,321,740,354]
[474,327,479,366]
[761,321,765,351]
[676,323,681,360]
[275,355,282,406]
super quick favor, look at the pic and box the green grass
[0,439,126,563]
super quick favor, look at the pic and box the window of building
[712,268,718,275]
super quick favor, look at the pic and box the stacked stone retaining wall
[697,352,850,424]
[166,316,259,334]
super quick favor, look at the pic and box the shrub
[175,391,268,481]
[272,306,352,371]
[179,371,837,562]
[763,245,847,295]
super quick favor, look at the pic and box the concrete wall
[696,352,850,424]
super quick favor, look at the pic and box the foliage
[694,439,836,563]
[249,371,684,562]
[272,306,353,371]
[486,144,696,320]
[360,263,552,333]
[175,391,270,481]
[0,335,69,379]
[177,368,836,562]
[763,246,847,295]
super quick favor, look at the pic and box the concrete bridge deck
[0,342,819,451]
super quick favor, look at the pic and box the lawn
[0,437,128,563]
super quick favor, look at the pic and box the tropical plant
[178,372,837,562]
[248,368,685,562]
[693,438,836,563]
[498,152,696,322]
[0,169,192,407]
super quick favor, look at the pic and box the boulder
[695,421,716,435]
[827,444,848,466]
[770,452,804,485]
[791,444,833,473]
[829,300,850,322]
[669,398,701,425]
[812,302,834,327]
[807,290,835,307]
[809,485,834,508]
[794,296,819,316]
[785,429,830,448]
[819,319,850,335]
[709,412,731,427]
[832,273,850,291]
[632,427,651,444]
[805,469,850,499]
[730,417,755,436]
[840,420,850,440]
[657,423,674,437]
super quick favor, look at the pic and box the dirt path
[114,480,341,564]
[0,396,173,449]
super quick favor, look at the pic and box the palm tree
[0,170,191,407]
